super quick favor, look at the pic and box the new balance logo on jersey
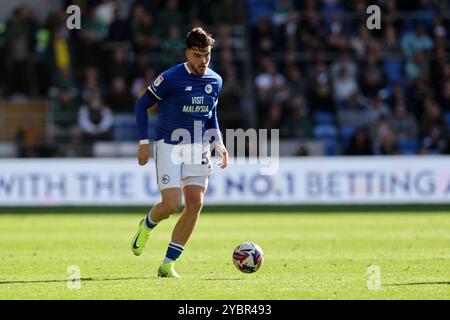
[185,86,192,91]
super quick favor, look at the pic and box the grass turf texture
[0,212,449,299]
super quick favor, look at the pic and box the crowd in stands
[250,0,450,155]
[0,0,449,156]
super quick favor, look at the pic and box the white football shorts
[153,139,213,190]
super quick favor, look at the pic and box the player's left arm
[135,90,158,166]
[205,78,228,169]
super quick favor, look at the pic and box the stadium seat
[314,111,336,125]
[113,115,136,141]
[398,139,418,155]
[383,58,404,85]
[443,112,450,129]
[313,124,338,140]
[324,139,339,156]
[113,115,157,141]
[341,127,356,150]
[427,149,441,155]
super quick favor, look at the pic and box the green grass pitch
[0,211,449,299]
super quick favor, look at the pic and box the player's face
[186,47,211,75]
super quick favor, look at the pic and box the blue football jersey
[147,62,223,144]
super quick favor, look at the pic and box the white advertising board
[0,157,449,205]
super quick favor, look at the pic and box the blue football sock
[144,211,158,230]
[164,242,184,263]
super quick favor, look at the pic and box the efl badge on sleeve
[154,74,164,87]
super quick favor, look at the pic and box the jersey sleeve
[135,90,158,141]
[205,76,223,143]
[147,71,172,101]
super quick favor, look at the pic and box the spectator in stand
[389,102,419,142]
[366,96,391,127]
[284,95,312,138]
[95,0,116,27]
[333,66,358,102]
[299,8,327,52]
[307,57,335,114]
[48,88,80,145]
[309,81,335,114]
[131,67,156,99]
[83,5,109,41]
[246,0,274,26]
[401,23,434,59]
[160,24,184,70]
[405,50,430,82]
[157,0,184,36]
[107,7,131,42]
[106,76,134,114]
[285,65,306,96]
[104,47,131,86]
[211,0,245,25]
[387,83,407,108]
[350,23,372,60]
[419,98,442,138]
[439,78,450,113]
[49,29,75,76]
[76,9,103,68]
[295,145,309,156]
[382,24,402,56]
[422,122,449,154]
[219,66,247,129]
[4,5,37,95]
[78,92,114,154]
[337,92,369,129]
[375,131,400,155]
[16,116,37,157]
[330,50,358,86]
[131,7,161,53]
[260,101,282,130]
[255,59,285,99]
[251,17,274,58]
[277,10,300,51]
[359,55,386,99]
[81,66,101,102]
[345,127,373,156]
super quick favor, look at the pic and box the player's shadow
[201,278,246,281]
[0,277,246,284]
[384,281,450,286]
[0,277,149,285]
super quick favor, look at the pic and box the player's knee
[162,200,182,216]
[185,197,203,212]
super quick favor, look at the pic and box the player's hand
[138,143,150,166]
[216,142,228,169]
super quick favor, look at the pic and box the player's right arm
[135,72,171,166]
[135,90,157,165]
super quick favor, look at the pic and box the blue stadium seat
[314,111,335,125]
[427,149,441,155]
[397,138,418,155]
[443,112,450,129]
[113,115,157,141]
[341,126,356,150]
[324,139,338,156]
[383,58,404,85]
[113,115,136,141]
[313,124,338,140]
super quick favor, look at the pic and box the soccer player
[131,27,229,278]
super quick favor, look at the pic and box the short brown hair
[186,27,215,50]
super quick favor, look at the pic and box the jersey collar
[184,62,209,77]
[184,62,192,74]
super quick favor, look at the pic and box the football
[232,242,264,273]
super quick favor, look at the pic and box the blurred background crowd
[0,0,449,157]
